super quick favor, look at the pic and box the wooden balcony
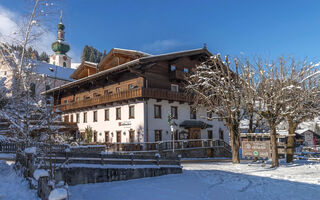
[55,88,193,111]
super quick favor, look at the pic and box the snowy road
[69,160,320,200]
[0,161,38,200]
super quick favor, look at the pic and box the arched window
[63,62,66,67]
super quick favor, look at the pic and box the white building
[45,47,229,145]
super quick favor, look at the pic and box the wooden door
[129,130,134,143]
[116,131,121,143]
[189,128,201,147]
[116,131,122,151]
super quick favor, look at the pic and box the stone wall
[54,166,182,186]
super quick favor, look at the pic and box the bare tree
[241,57,320,166]
[280,60,320,163]
[187,55,244,163]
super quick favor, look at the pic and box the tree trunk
[270,125,279,167]
[229,123,240,164]
[286,120,295,163]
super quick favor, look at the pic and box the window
[128,84,134,90]
[93,111,98,122]
[64,115,69,123]
[129,130,134,143]
[104,109,109,121]
[116,107,121,120]
[93,93,100,97]
[45,85,50,90]
[84,95,90,100]
[207,110,213,120]
[154,105,161,118]
[190,107,196,119]
[208,130,213,139]
[63,99,68,104]
[30,83,36,98]
[76,113,80,123]
[129,106,135,119]
[104,90,109,96]
[93,131,97,142]
[116,87,121,93]
[171,84,179,92]
[63,62,66,67]
[171,106,178,119]
[219,129,224,140]
[70,114,73,123]
[83,112,87,123]
[170,65,176,71]
[155,130,162,142]
[105,131,109,143]
[184,68,189,73]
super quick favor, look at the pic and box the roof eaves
[43,58,141,95]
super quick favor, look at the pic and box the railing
[106,139,231,152]
[38,152,181,167]
[55,88,192,111]
[0,143,17,153]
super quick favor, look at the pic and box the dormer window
[171,84,179,92]
[170,65,176,71]
[184,68,189,73]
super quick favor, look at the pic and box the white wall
[50,54,71,68]
[146,99,229,143]
[63,99,230,144]
[66,101,145,143]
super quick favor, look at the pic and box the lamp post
[170,123,175,153]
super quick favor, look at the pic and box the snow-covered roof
[44,47,211,94]
[112,48,151,56]
[71,62,81,69]
[29,60,75,81]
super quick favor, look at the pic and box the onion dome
[51,14,70,54]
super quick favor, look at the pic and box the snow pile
[69,160,320,200]
[24,147,37,154]
[48,188,67,200]
[0,161,38,200]
[33,169,49,180]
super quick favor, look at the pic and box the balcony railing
[55,88,192,111]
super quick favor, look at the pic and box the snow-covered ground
[0,161,38,200]
[1,160,320,200]
[69,160,320,200]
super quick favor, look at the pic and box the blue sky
[1,0,320,62]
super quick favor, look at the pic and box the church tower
[49,12,71,68]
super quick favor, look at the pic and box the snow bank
[69,161,320,200]
[24,147,37,154]
[0,161,38,199]
[33,169,49,180]
[48,188,67,200]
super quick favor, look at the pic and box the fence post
[100,151,105,165]
[130,153,134,166]
[155,153,160,166]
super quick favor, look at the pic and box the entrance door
[189,128,201,147]
[116,131,122,151]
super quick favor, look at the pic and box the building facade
[46,48,229,144]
